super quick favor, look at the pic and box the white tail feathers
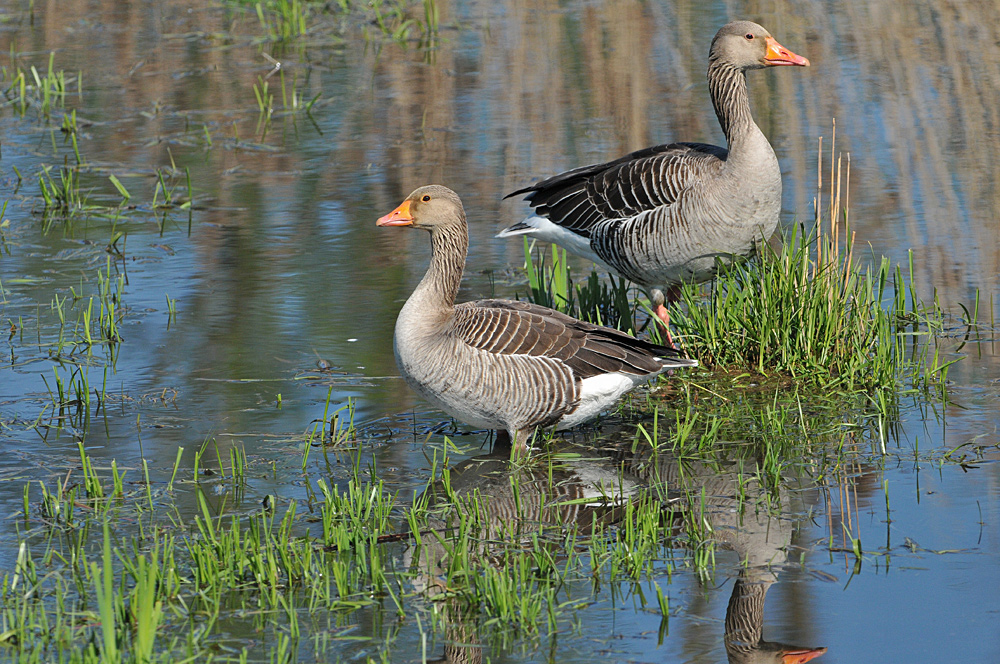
[495,222,535,238]
[496,216,604,266]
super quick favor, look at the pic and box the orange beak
[765,36,810,66]
[782,647,827,664]
[377,199,414,227]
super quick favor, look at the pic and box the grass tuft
[520,240,640,334]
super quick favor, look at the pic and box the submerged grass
[1,424,802,661]
[0,340,973,662]
[236,0,441,45]
[1,51,80,120]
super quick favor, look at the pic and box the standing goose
[499,21,810,343]
[378,185,696,454]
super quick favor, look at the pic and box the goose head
[710,21,810,71]
[377,185,466,231]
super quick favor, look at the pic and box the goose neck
[707,62,757,149]
[408,222,467,315]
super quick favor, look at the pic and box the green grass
[0,434,751,660]
[233,0,441,45]
[1,51,80,120]
[672,226,910,389]
[1,54,194,230]
[35,160,187,230]
[37,164,86,215]
[520,240,642,335]
[25,255,129,435]
[254,0,311,41]
[252,69,323,138]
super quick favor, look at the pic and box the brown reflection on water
[3,0,1000,459]
[795,2,1000,303]
[4,1,999,304]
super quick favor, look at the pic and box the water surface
[1,0,999,661]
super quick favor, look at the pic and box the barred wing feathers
[451,299,695,380]
[506,142,727,237]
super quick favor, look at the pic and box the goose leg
[511,428,535,456]
[650,288,676,349]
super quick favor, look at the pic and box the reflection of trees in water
[5,0,998,433]
[798,2,1000,303]
[8,0,998,308]
[410,440,826,662]
[372,0,1000,305]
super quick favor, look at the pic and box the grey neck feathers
[707,62,755,149]
[413,221,468,313]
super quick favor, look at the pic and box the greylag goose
[378,185,696,454]
[499,21,810,344]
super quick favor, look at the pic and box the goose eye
[422,195,431,202]
[745,33,754,40]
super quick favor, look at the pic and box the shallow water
[1,0,999,661]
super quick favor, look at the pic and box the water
[1,0,999,661]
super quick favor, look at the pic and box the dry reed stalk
[812,120,852,282]
[815,134,823,277]
[829,118,837,246]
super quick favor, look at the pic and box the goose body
[379,185,696,454]
[500,21,809,337]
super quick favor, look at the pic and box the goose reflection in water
[410,439,826,664]
[725,567,826,664]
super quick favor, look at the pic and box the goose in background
[378,185,696,454]
[499,21,810,345]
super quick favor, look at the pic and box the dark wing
[452,299,696,379]
[505,142,727,238]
